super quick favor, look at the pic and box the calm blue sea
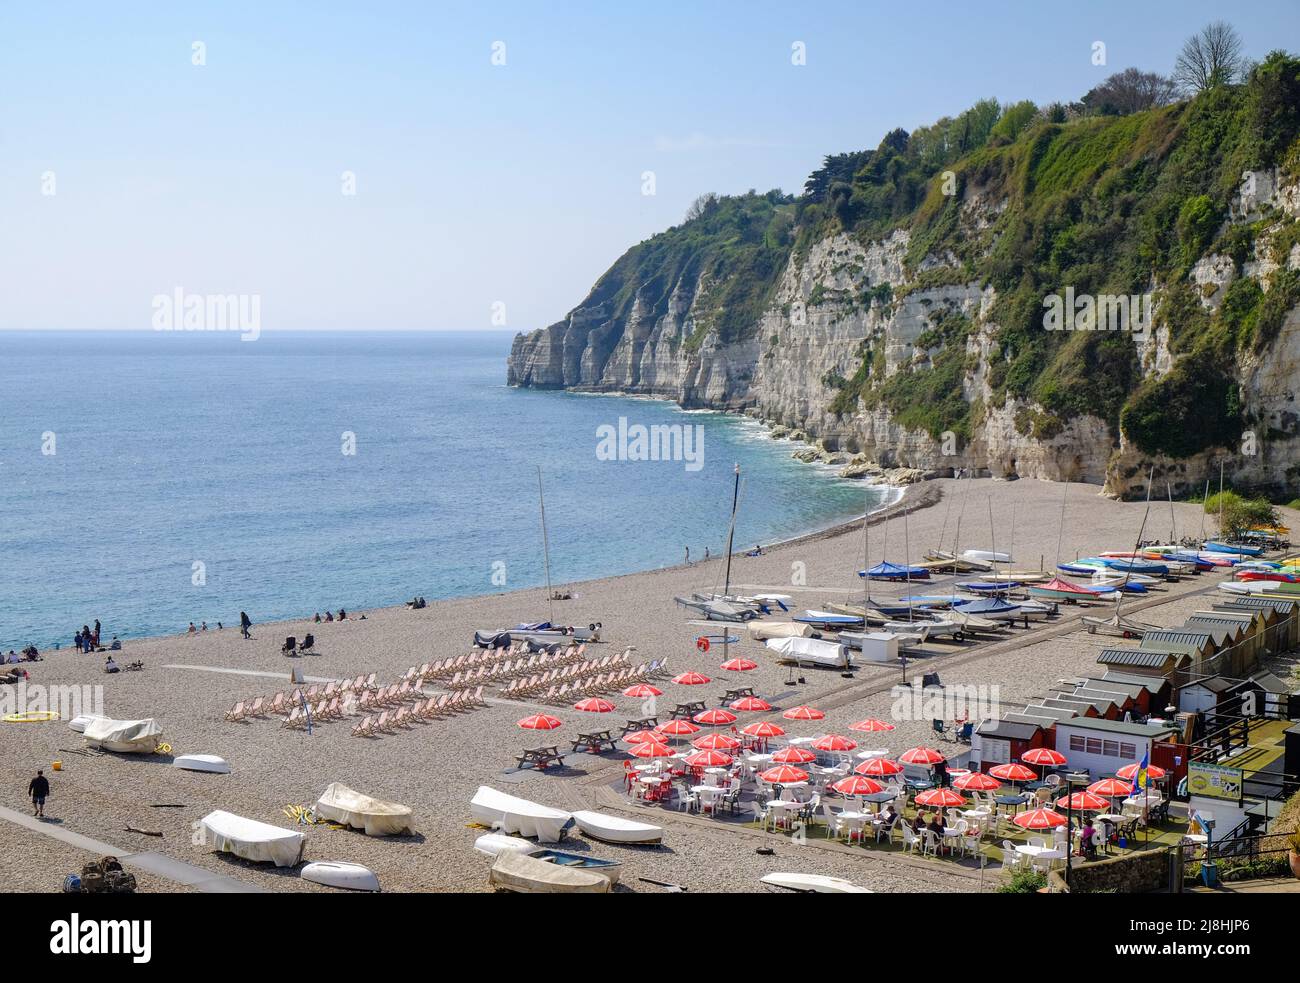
[0,331,886,649]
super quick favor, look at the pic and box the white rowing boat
[962,549,1012,564]
[173,754,231,774]
[488,851,610,893]
[474,833,541,858]
[764,635,853,669]
[760,872,872,893]
[198,809,305,868]
[82,717,164,754]
[301,861,380,892]
[571,810,664,846]
[470,786,573,842]
[314,782,414,836]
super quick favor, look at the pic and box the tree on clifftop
[1174,21,1245,92]
[1082,68,1178,115]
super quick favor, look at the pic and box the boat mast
[1115,465,1155,620]
[903,507,913,622]
[1218,461,1225,540]
[862,488,871,607]
[723,463,740,597]
[1054,478,1069,570]
[987,496,998,588]
[1168,482,1176,543]
[1199,479,1210,543]
[537,467,555,625]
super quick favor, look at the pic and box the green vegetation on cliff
[542,27,1300,466]
[570,190,795,354]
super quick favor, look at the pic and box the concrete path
[0,804,268,893]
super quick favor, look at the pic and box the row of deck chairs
[350,687,486,737]
[223,673,380,722]
[420,643,587,682]
[505,657,669,702]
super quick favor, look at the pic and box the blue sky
[1,1,1296,332]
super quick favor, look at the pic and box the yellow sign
[1187,762,1243,802]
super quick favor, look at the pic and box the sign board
[1186,762,1243,802]
[979,737,1010,765]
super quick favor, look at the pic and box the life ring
[696,637,710,653]
[3,711,60,723]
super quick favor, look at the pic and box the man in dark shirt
[28,770,50,817]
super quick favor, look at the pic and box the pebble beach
[1,476,1288,893]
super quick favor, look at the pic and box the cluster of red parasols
[517,679,1165,827]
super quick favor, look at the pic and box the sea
[0,330,890,649]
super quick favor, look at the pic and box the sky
[1,0,1296,333]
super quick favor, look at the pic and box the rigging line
[536,467,555,626]
[1055,477,1069,569]
[1115,464,1155,621]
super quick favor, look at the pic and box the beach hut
[1174,676,1235,717]
[1052,718,1180,777]
[970,718,1047,772]
[1095,647,1187,679]
[1097,670,1171,715]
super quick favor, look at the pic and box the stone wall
[1047,848,1173,894]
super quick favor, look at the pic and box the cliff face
[510,77,1300,499]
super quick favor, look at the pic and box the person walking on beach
[685,546,690,565]
[240,611,252,639]
[93,619,101,647]
[28,770,50,818]
[704,546,710,560]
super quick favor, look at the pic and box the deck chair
[931,718,950,740]
[224,701,246,722]
[299,634,315,654]
[351,715,375,738]
[281,636,297,656]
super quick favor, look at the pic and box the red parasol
[517,714,563,731]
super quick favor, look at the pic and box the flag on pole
[1136,751,1150,790]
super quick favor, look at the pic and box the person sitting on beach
[324,611,334,622]
[109,636,121,650]
[104,656,119,673]
[314,612,322,623]
[188,622,197,634]
[337,609,347,620]
[6,651,19,664]
[200,621,207,632]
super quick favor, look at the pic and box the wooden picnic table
[515,745,565,770]
[720,687,754,703]
[571,729,619,754]
[671,701,706,719]
[621,716,659,735]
